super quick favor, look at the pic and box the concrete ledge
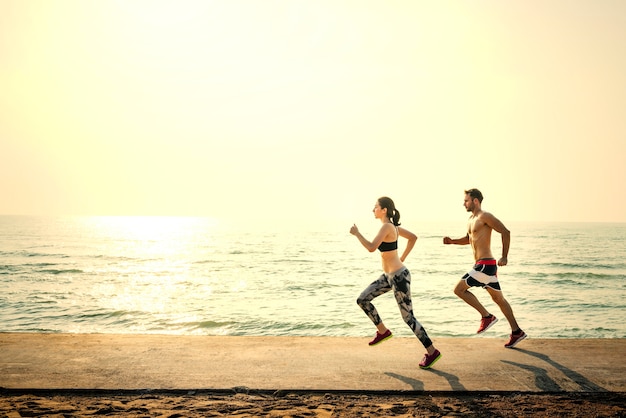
[1,333,624,392]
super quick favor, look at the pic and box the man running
[443,188,526,348]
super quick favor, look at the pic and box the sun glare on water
[80,216,220,325]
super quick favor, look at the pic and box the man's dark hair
[465,188,483,203]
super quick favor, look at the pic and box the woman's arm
[350,223,392,252]
[398,227,417,262]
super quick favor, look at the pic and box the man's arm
[443,234,470,245]
[483,212,510,266]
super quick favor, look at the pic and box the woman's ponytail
[392,209,401,226]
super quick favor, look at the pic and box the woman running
[350,196,441,369]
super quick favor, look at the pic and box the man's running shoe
[477,314,498,334]
[504,330,527,348]
[368,329,392,346]
[419,349,442,369]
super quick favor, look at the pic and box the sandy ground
[1,390,625,417]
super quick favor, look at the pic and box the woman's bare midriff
[381,251,404,274]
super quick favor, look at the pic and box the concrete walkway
[1,333,624,393]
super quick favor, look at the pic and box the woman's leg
[357,274,391,331]
[391,269,435,352]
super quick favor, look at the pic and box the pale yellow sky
[1,1,625,224]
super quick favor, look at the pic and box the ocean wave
[0,265,22,274]
[37,268,84,275]
[26,252,71,258]
[190,320,239,329]
[542,261,626,270]
[522,270,623,282]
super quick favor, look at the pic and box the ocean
[0,216,624,339]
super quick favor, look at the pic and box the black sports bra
[378,226,398,252]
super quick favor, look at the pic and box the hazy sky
[2,1,625,224]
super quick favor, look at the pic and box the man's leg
[454,280,490,317]
[486,287,520,331]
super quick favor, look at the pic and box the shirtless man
[443,188,526,348]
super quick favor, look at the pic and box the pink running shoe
[477,315,498,334]
[505,330,527,348]
[368,329,392,346]
[419,349,442,369]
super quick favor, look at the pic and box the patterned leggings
[356,267,433,349]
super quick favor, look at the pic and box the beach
[2,391,625,417]
[1,333,625,416]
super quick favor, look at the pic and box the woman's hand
[350,224,359,236]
